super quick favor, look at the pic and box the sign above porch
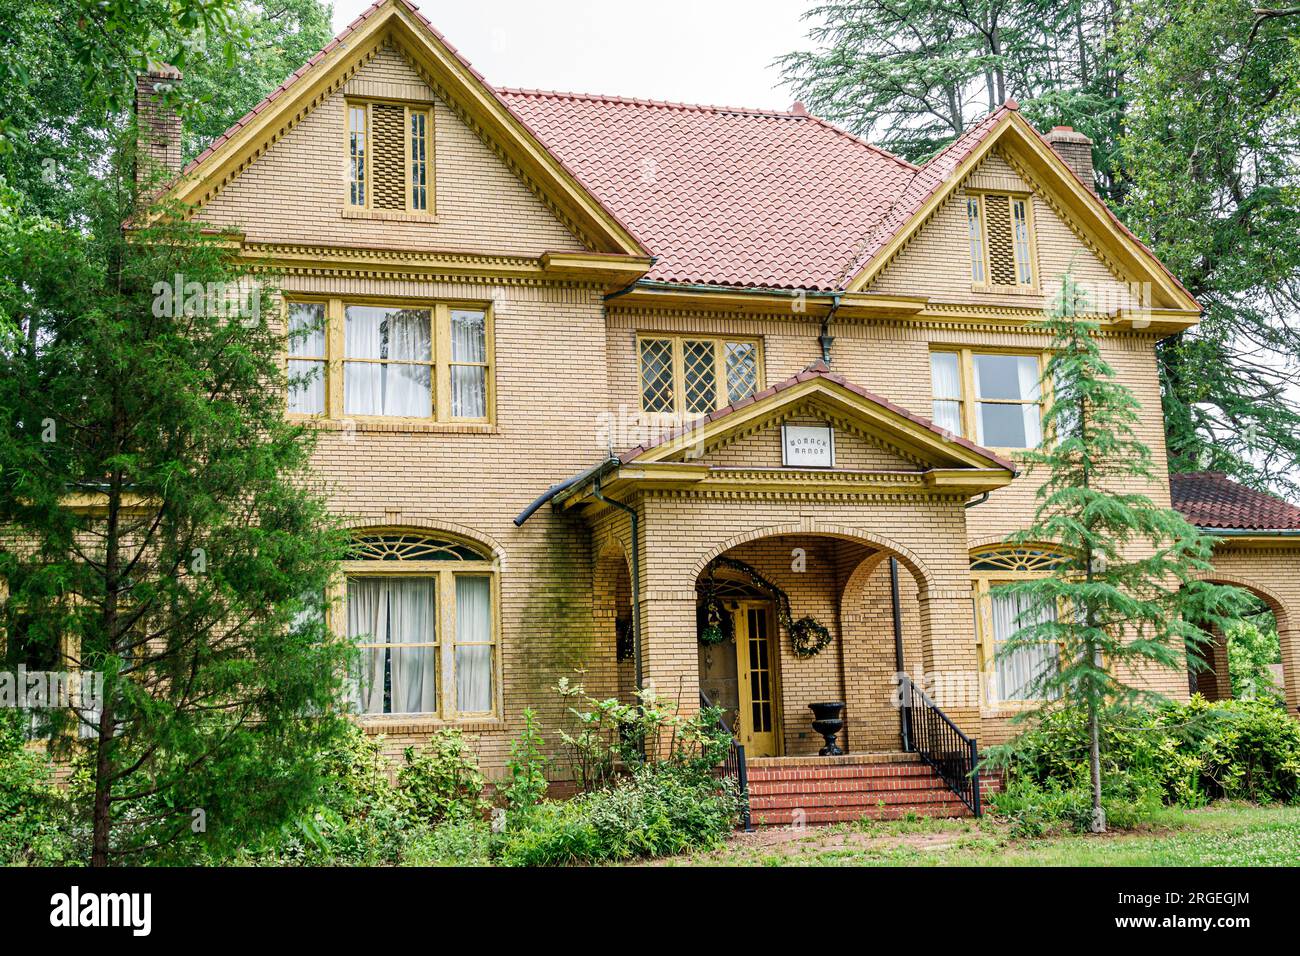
[782,424,835,468]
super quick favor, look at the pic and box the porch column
[1280,623,1300,717]
[916,586,983,733]
[638,587,701,718]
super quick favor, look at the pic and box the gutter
[513,457,618,527]
[1198,527,1300,538]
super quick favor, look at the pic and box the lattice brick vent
[983,194,1017,285]
[371,103,407,210]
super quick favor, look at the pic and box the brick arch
[342,516,506,564]
[1192,571,1291,630]
[690,521,934,592]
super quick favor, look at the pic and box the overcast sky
[331,0,814,110]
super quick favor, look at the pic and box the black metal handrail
[899,673,981,816]
[702,691,753,831]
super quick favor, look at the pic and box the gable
[196,42,584,255]
[156,0,646,260]
[684,405,924,472]
[868,148,1141,311]
[846,109,1198,314]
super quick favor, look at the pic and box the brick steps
[742,753,1001,827]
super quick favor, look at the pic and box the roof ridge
[499,87,809,119]
[500,87,919,170]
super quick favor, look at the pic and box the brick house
[135,0,1299,809]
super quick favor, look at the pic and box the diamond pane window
[639,338,675,413]
[724,341,758,403]
[682,340,717,414]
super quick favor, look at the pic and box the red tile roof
[174,1,1192,300]
[620,360,1018,473]
[500,89,919,289]
[1170,472,1300,531]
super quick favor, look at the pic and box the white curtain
[930,351,963,435]
[450,310,486,419]
[344,306,384,416]
[990,592,1058,702]
[455,576,493,713]
[1016,356,1043,448]
[346,577,386,714]
[287,304,325,415]
[344,306,431,417]
[386,310,432,417]
[388,577,438,714]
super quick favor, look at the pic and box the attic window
[347,100,432,214]
[966,192,1035,289]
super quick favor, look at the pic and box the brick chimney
[135,66,183,189]
[1044,126,1095,192]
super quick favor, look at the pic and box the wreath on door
[696,556,834,658]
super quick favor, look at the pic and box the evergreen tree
[995,276,1250,832]
[0,141,352,865]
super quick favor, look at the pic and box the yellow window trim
[284,297,495,425]
[344,98,435,216]
[964,188,1039,292]
[929,346,1052,454]
[635,333,765,417]
[332,545,501,722]
[970,546,1068,712]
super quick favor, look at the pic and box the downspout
[889,556,910,751]
[590,471,643,694]
[820,293,841,366]
[964,491,991,509]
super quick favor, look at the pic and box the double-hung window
[929,348,1046,449]
[638,335,762,415]
[346,100,433,213]
[284,299,492,424]
[970,548,1067,707]
[341,532,497,719]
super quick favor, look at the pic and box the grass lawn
[653,802,1300,866]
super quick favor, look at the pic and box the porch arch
[1189,569,1296,712]
[690,521,935,594]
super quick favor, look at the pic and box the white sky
[331,0,813,110]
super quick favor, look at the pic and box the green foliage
[995,275,1251,828]
[554,678,732,791]
[1226,617,1283,700]
[494,767,739,866]
[398,730,489,825]
[782,0,1300,496]
[403,816,493,867]
[0,710,80,864]
[503,708,549,811]
[0,146,353,864]
[987,698,1300,821]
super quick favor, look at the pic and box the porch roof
[1170,471,1300,533]
[620,360,1017,473]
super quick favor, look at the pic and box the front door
[734,601,781,756]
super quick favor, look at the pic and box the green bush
[494,766,739,866]
[986,697,1300,831]
[404,817,494,866]
[0,710,80,865]
[502,708,549,811]
[398,729,488,825]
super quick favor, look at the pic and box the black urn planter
[808,701,846,756]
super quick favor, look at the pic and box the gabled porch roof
[553,362,1016,512]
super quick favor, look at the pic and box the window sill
[970,284,1040,296]
[342,208,436,223]
[291,416,497,436]
[359,715,502,734]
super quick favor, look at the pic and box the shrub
[399,729,489,825]
[0,710,79,865]
[502,708,549,810]
[249,722,416,866]
[404,817,493,866]
[985,697,1300,830]
[494,766,739,866]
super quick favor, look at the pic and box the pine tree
[0,142,352,864]
[995,276,1250,832]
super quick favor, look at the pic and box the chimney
[135,66,183,189]
[1044,126,1095,192]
